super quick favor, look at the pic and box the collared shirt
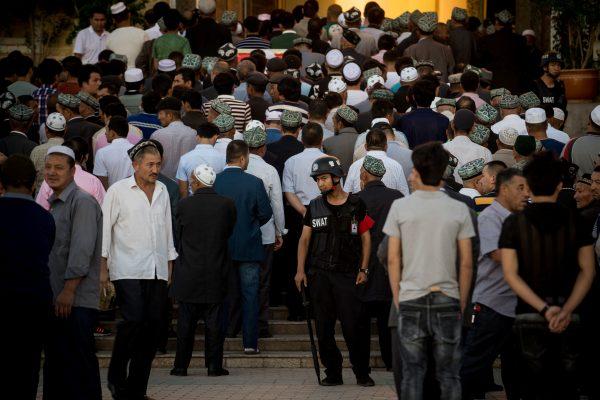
[491,114,527,135]
[93,124,143,155]
[344,150,409,196]
[32,84,57,126]
[93,138,134,187]
[246,154,285,244]
[214,137,232,155]
[203,95,252,132]
[36,165,106,210]
[443,135,493,183]
[150,121,198,180]
[459,187,482,199]
[30,137,65,191]
[48,181,102,309]
[74,25,110,64]
[176,143,226,185]
[282,147,323,205]
[102,175,178,281]
[472,200,516,317]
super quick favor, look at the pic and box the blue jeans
[238,262,260,349]
[397,292,462,400]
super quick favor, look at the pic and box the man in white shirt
[544,106,570,143]
[176,122,225,198]
[93,116,133,188]
[73,8,110,65]
[444,109,492,183]
[344,129,408,195]
[491,95,527,136]
[243,123,285,338]
[150,97,197,180]
[102,140,177,400]
[105,2,148,68]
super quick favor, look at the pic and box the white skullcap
[366,75,385,89]
[525,107,546,124]
[110,2,126,15]
[400,67,418,83]
[522,29,535,37]
[265,110,282,122]
[371,117,389,127]
[124,68,144,83]
[591,105,600,126]
[325,49,344,69]
[197,0,216,14]
[328,78,347,93]
[499,127,519,146]
[342,62,361,82]
[553,107,565,121]
[193,164,216,187]
[441,110,455,122]
[258,13,271,21]
[47,145,75,161]
[245,120,265,131]
[158,59,176,72]
[46,112,66,131]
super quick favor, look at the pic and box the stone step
[101,319,380,335]
[95,350,387,369]
[95,334,383,352]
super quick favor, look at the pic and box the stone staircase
[95,306,387,369]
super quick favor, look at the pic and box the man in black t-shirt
[295,155,375,387]
[531,52,567,111]
[500,151,595,399]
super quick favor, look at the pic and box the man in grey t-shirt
[384,142,474,399]
[460,169,529,399]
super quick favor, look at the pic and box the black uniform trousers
[284,205,304,319]
[2,301,50,399]
[308,268,370,378]
[108,279,168,400]
[173,302,224,371]
[43,306,101,400]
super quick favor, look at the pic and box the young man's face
[90,13,107,32]
[503,175,529,212]
[84,73,102,95]
[172,74,192,89]
[546,62,562,78]
[315,173,334,194]
[477,166,496,194]
[157,110,174,127]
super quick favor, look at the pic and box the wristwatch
[359,268,369,275]
[539,304,549,317]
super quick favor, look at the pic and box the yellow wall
[283,0,467,23]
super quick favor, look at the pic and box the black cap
[342,28,361,46]
[156,96,182,112]
[246,72,268,86]
[310,156,345,180]
[453,109,476,131]
[266,57,287,73]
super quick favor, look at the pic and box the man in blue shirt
[128,91,163,140]
[1,155,55,399]
[395,80,449,149]
[214,139,272,354]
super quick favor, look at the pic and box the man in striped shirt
[202,72,252,132]
[237,16,271,50]
[267,76,309,125]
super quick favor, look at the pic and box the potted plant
[534,0,599,101]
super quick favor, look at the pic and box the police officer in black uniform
[532,51,567,111]
[294,156,375,387]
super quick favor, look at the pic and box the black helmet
[310,156,344,180]
[541,51,563,67]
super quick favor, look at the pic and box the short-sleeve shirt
[93,138,134,187]
[176,144,226,184]
[152,33,191,61]
[74,26,110,65]
[382,190,475,302]
[282,148,322,205]
[498,202,594,314]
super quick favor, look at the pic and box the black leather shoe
[320,376,343,386]
[170,368,187,376]
[208,368,229,376]
[356,375,375,387]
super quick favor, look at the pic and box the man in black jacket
[356,155,403,371]
[170,163,236,377]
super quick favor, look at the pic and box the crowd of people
[1,0,600,399]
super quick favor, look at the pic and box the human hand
[294,271,307,292]
[274,235,283,251]
[55,288,75,318]
[549,309,571,333]
[543,305,561,322]
[100,259,110,290]
[355,271,368,285]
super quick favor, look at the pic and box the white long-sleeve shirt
[343,150,409,195]
[246,154,285,244]
[102,175,178,281]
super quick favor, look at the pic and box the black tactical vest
[308,194,363,273]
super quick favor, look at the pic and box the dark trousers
[308,268,370,378]
[259,244,274,334]
[2,300,50,399]
[174,302,224,371]
[284,206,304,319]
[366,301,392,369]
[108,279,168,400]
[43,306,101,400]
[461,304,519,400]
[513,313,582,400]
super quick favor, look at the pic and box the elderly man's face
[590,172,600,200]
[575,182,594,209]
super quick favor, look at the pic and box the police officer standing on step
[295,155,376,387]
